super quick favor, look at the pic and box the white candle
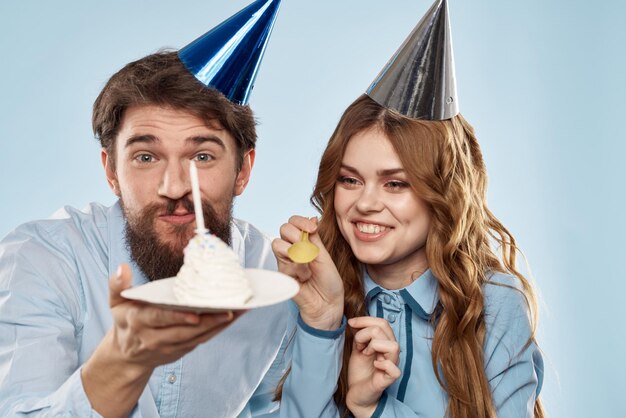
[189,161,206,234]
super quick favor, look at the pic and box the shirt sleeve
[244,302,296,417]
[354,392,418,418]
[279,310,346,418]
[0,229,103,417]
[483,282,544,418]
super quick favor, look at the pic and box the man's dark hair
[92,51,256,169]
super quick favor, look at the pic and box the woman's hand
[272,215,344,330]
[346,316,401,418]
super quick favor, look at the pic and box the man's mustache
[164,197,195,215]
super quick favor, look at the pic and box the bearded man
[0,1,347,417]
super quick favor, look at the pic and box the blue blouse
[279,269,543,418]
[361,269,544,418]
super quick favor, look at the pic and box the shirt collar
[229,220,245,266]
[364,268,440,320]
[364,271,384,301]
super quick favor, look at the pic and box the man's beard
[122,197,233,281]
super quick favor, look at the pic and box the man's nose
[158,161,191,200]
[355,185,384,213]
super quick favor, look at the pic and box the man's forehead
[123,133,227,149]
[117,104,232,145]
[121,104,224,130]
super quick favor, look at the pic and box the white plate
[121,269,299,313]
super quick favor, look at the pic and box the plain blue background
[1,1,624,416]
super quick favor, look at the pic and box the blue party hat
[367,0,458,120]
[179,0,281,105]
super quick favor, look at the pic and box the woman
[274,94,544,418]
[273,1,544,417]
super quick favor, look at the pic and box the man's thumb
[109,263,132,307]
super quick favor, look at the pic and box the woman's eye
[386,180,409,190]
[338,176,359,186]
[194,153,214,162]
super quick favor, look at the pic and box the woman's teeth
[357,223,387,234]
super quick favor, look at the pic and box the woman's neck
[367,253,429,290]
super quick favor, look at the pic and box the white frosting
[174,233,252,306]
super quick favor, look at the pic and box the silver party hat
[366,0,458,120]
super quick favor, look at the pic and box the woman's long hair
[310,95,544,418]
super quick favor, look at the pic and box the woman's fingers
[273,219,329,285]
[279,222,305,245]
[350,318,396,342]
[353,326,391,345]
[364,339,400,364]
[274,217,336,272]
[287,215,318,235]
[277,217,331,262]
[352,321,400,365]
[353,336,400,364]
[373,359,402,381]
[271,238,291,261]
[279,217,318,246]
[273,239,313,284]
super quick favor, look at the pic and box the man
[0,1,344,417]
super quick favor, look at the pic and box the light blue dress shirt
[360,269,544,418]
[0,201,345,418]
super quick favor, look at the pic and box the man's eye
[194,153,214,162]
[135,154,155,163]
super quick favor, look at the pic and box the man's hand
[82,264,241,418]
[108,263,237,367]
[272,216,344,331]
[346,316,401,418]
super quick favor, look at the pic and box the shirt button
[383,294,392,304]
[387,313,397,323]
[168,374,177,384]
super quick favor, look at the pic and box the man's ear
[101,149,121,197]
[234,149,256,196]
